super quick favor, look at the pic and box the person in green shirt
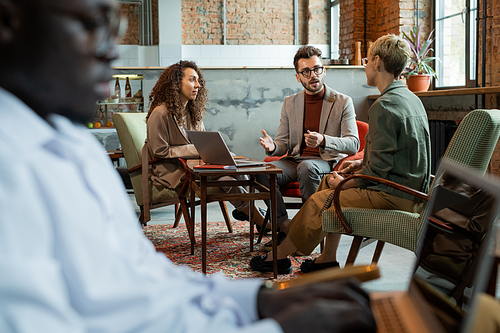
[250,34,431,274]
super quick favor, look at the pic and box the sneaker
[262,231,287,252]
[249,254,292,274]
[300,258,340,273]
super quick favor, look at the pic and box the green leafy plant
[402,26,440,80]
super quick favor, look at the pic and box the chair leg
[257,209,270,244]
[180,198,195,252]
[173,203,181,228]
[345,236,364,266]
[219,201,232,233]
[486,257,500,296]
[190,190,196,255]
[371,241,385,264]
[139,206,146,226]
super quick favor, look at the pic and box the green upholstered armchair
[113,112,196,247]
[322,109,500,265]
[113,112,233,254]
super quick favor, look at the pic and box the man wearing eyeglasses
[0,0,376,332]
[256,46,359,253]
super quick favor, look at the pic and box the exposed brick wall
[307,0,329,45]
[477,0,500,175]
[339,0,432,62]
[119,0,159,45]
[182,0,223,45]
[180,0,327,45]
[152,0,159,45]
[480,0,500,108]
[182,0,296,45]
[298,0,308,44]
[339,0,356,60]
[119,4,140,45]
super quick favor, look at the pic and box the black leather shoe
[300,258,339,273]
[232,208,267,221]
[249,255,292,274]
[232,208,269,233]
[263,231,287,252]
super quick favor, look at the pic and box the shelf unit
[93,74,144,127]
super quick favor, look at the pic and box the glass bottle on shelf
[114,77,121,98]
[125,77,131,97]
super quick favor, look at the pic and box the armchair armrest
[126,158,159,173]
[131,156,190,198]
[332,174,429,234]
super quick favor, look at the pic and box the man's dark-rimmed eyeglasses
[49,6,128,57]
[297,66,325,79]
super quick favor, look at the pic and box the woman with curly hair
[146,60,265,227]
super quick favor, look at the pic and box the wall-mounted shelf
[368,86,500,100]
[97,102,143,105]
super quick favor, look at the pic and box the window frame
[434,0,477,89]
[330,0,341,60]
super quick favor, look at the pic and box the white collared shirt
[0,87,281,333]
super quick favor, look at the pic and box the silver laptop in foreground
[370,158,500,333]
[186,130,267,167]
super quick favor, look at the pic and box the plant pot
[406,74,431,92]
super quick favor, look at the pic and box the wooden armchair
[322,109,500,265]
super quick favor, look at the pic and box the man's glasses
[50,6,128,57]
[297,66,325,78]
[362,57,369,67]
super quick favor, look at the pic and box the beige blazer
[146,105,204,189]
[270,84,359,165]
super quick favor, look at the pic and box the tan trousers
[287,175,422,254]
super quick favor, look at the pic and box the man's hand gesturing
[304,130,325,148]
[260,129,275,153]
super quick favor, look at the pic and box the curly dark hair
[146,60,207,127]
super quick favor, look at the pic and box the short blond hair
[369,34,411,78]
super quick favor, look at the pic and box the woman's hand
[338,159,363,175]
[328,171,344,189]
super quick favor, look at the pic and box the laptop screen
[410,158,500,332]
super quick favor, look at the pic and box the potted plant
[402,26,439,92]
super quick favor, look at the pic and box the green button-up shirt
[356,80,431,201]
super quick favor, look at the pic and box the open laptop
[369,158,500,333]
[186,130,267,168]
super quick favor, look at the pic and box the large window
[330,0,340,60]
[435,0,477,88]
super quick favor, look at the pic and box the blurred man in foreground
[0,0,375,332]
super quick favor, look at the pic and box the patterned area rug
[143,221,319,280]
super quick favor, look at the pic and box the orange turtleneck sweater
[301,86,325,156]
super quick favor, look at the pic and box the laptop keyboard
[372,297,409,333]
[234,160,266,167]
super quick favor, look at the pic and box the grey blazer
[270,84,359,165]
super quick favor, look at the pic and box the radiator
[429,120,458,174]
